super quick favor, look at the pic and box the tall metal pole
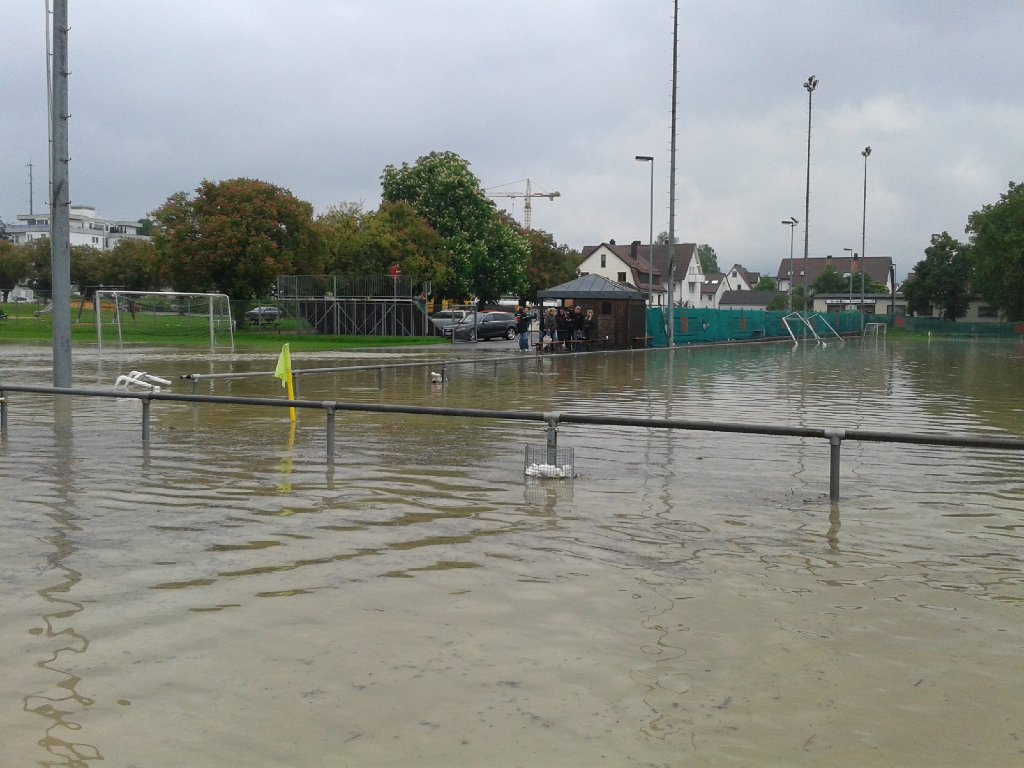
[802,75,818,315]
[666,0,679,348]
[782,217,797,311]
[50,0,72,388]
[860,146,871,331]
[635,156,654,308]
[844,247,854,311]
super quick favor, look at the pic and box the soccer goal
[94,291,235,351]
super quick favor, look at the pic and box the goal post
[94,291,235,351]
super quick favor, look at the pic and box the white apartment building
[6,205,149,250]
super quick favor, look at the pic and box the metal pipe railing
[2,384,1023,502]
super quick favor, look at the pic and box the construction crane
[486,178,560,230]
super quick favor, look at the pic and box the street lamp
[635,155,655,310]
[860,146,871,330]
[843,247,854,312]
[802,75,818,314]
[781,217,798,310]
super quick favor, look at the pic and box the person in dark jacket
[583,308,598,350]
[571,305,586,350]
[514,306,532,351]
[542,307,558,351]
[555,309,570,350]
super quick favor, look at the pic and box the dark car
[444,311,518,342]
[245,306,282,325]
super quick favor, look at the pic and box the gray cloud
[2,1,1022,281]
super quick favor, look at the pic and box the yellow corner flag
[275,343,296,422]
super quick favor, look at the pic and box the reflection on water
[0,338,1022,766]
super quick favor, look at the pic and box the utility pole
[666,0,679,348]
[50,0,72,387]
[27,159,34,215]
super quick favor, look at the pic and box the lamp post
[635,155,655,309]
[781,217,798,310]
[843,247,854,312]
[860,146,871,331]
[802,75,818,314]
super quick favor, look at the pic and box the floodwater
[1,337,1022,767]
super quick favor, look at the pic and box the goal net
[93,291,235,351]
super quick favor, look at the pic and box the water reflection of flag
[275,343,296,421]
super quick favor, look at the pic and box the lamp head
[635,155,653,162]
[862,146,872,158]
[804,75,818,92]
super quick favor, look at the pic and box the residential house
[699,264,760,309]
[578,240,701,307]
[718,290,776,311]
[775,254,893,305]
[6,205,150,251]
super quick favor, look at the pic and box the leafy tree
[97,239,161,292]
[696,243,719,274]
[22,237,55,291]
[755,276,776,291]
[966,181,1024,320]
[381,151,528,304]
[150,178,321,305]
[518,226,580,303]
[812,264,848,294]
[317,200,446,292]
[0,240,31,294]
[766,292,787,311]
[69,245,105,294]
[902,232,973,319]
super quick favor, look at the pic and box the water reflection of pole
[827,503,841,552]
[24,395,100,763]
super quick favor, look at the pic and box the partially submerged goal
[94,291,234,351]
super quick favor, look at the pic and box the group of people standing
[515,304,597,352]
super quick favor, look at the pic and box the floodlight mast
[802,75,818,315]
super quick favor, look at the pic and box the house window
[978,305,998,318]
[601,254,606,268]
[617,272,627,283]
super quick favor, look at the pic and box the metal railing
[3,383,1023,502]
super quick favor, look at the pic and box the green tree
[902,232,973,320]
[0,240,31,294]
[812,264,847,294]
[768,284,803,311]
[381,151,528,304]
[151,178,321,306]
[966,181,1024,320]
[317,200,446,292]
[696,243,719,274]
[755,276,777,291]
[519,226,580,303]
[97,239,161,292]
[22,237,55,291]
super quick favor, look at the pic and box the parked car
[444,311,518,342]
[245,306,282,324]
[429,309,469,330]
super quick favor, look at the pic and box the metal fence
[3,383,1022,503]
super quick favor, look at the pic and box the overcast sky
[2,1,1022,280]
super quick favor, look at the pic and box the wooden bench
[631,335,653,349]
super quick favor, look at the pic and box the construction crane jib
[486,178,560,230]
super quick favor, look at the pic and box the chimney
[631,240,640,260]
[609,238,616,246]
[826,253,832,259]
